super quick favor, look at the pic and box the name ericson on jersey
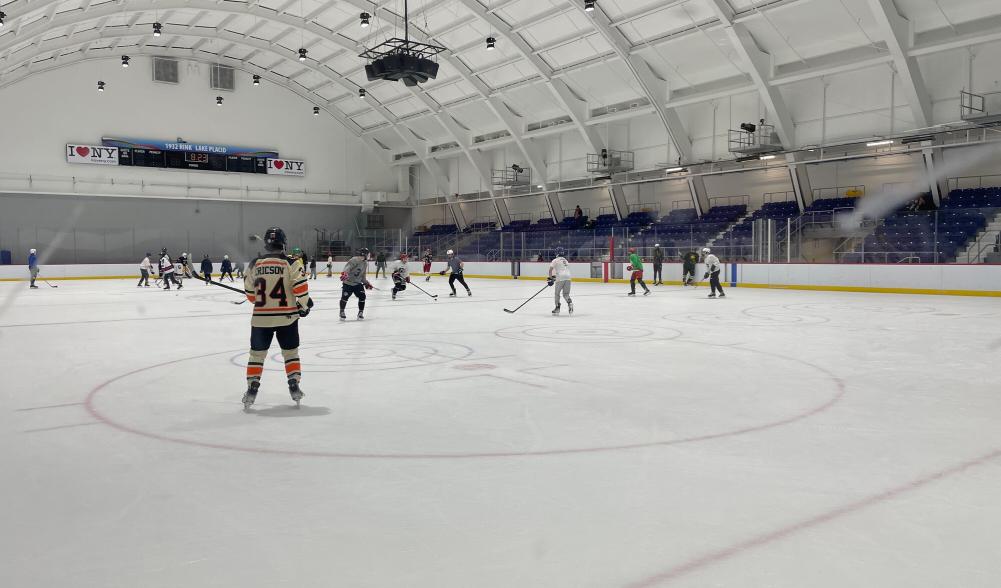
[244,254,311,327]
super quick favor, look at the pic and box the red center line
[625,447,1001,587]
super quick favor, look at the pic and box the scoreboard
[67,139,304,176]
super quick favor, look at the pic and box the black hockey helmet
[555,247,566,258]
[263,227,287,252]
[357,247,370,257]
[160,247,168,255]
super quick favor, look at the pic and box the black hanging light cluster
[584,0,595,12]
[358,88,367,99]
[360,12,370,27]
[359,0,444,86]
[486,36,496,51]
[298,48,308,62]
[313,106,320,116]
[252,74,261,86]
[216,96,224,107]
[0,11,6,28]
[97,80,105,92]
[153,22,162,37]
[121,55,130,68]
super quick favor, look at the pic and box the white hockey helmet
[654,243,661,247]
[702,247,711,254]
[224,254,229,259]
[446,249,454,256]
[29,248,36,254]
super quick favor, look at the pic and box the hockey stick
[43,280,59,288]
[503,283,551,314]
[407,281,438,300]
[190,269,248,304]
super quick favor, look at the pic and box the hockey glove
[339,272,348,282]
[307,298,314,309]
[298,305,310,318]
[703,272,709,280]
[439,270,447,276]
[546,277,555,287]
[406,276,411,283]
[626,265,633,272]
[364,282,374,290]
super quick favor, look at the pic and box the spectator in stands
[652,244,664,285]
[537,253,545,262]
[574,205,583,227]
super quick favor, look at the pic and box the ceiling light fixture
[358,88,367,99]
[216,96,223,107]
[584,0,595,12]
[360,12,371,27]
[0,11,6,28]
[313,106,320,116]
[486,36,496,51]
[97,80,105,92]
[153,22,162,37]
[298,48,308,62]
[663,166,686,173]
[759,154,776,161]
[121,55,130,68]
[866,139,894,147]
[252,74,261,86]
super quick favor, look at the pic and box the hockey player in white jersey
[547,247,573,315]
[703,247,725,298]
[391,253,411,300]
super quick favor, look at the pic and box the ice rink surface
[2,275,1000,588]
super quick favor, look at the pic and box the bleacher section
[848,189,1000,263]
[413,224,458,236]
[716,201,799,249]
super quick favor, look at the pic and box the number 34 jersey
[244,253,312,327]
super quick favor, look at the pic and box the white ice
[1,275,1000,588]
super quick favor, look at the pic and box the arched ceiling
[2,0,1001,163]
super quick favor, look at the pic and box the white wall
[0,56,395,197]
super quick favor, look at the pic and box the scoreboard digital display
[85,138,303,176]
[164,151,228,171]
[131,148,165,168]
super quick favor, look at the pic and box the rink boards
[1,261,1000,297]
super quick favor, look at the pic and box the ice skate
[357,311,364,320]
[392,291,397,300]
[288,379,303,408]
[719,293,726,298]
[627,292,635,296]
[466,290,472,297]
[243,381,260,410]
[552,305,561,315]
[643,290,651,296]
[449,292,456,297]
[339,309,347,321]
[708,293,717,298]
[568,300,574,315]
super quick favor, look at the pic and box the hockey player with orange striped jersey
[242,227,313,410]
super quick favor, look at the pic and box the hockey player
[235,260,245,279]
[627,247,651,296]
[179,253,192,278]
[340,247,373,320]
[219,255,235,282]
[652,244,664,285]
[309,256,317,280]
[440,249,471,297]
[138,252,153,287]
[27,248,39,289]
[200,254,213,285]
[326,255,333,278]
[682,250,699,286]
[548,247,573,315]
[391,253,411,300]
[422,248,433,282]
[242,227,313,409]
[159,248,182,290]
[703,247,725,298]
[375,251,388,279]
